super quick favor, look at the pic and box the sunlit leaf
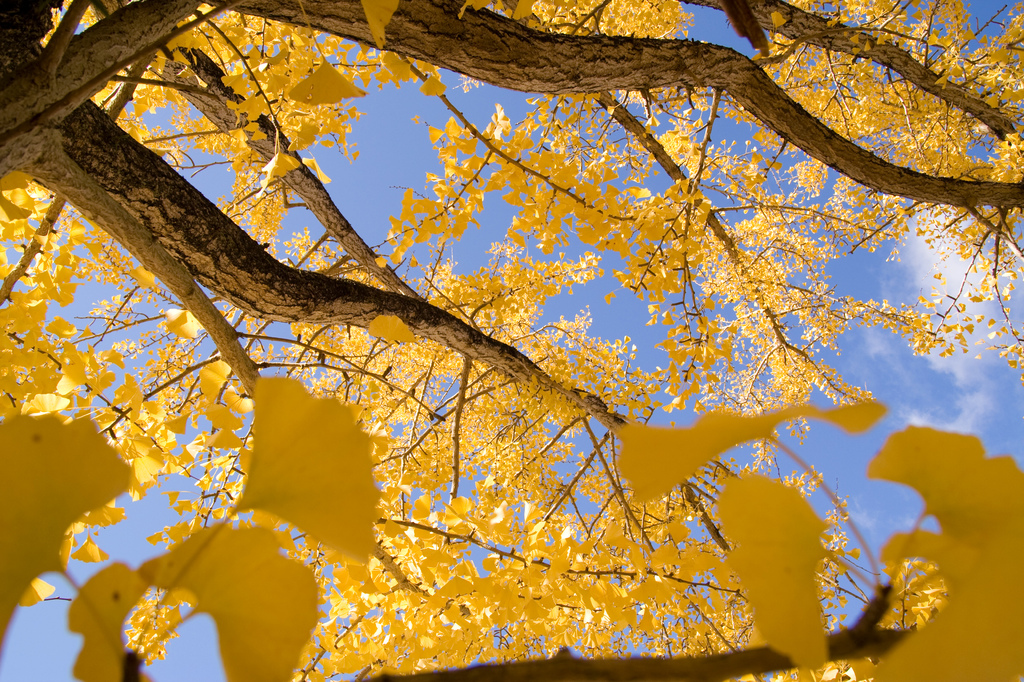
[621,403,885,501]
[368,314,416,344]
[419,76,447,97]
[0,416,129,648]
[132,266,157,290]
[199,360,232,399]
[164,309,201,339]
[0,194,31,221]
[24,393,71,414]
[361,0,400,48]
[869,427,1024,682]
[68,563,146,682]
[288,63,366,106]
[301,156,332,183]
[71,535,109,563]
[262,152,302,182]
[18,577,55,607]
[139,525,318,682]
[719,475,827,669]
[237,378,380,560]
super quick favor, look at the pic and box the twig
[450,355,472,500]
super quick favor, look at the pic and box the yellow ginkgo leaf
[302,156,332,184]
[164,309,201,339]
[419,75,447,97]
[199,360,232,399]
[512,0,535,19]
[25,393,71,414]
[620,402,885,501]
[0,416,129,649]
[367,314,416,344]
[132,266,157,290]
[868,427,1024,682]
[771,10,787,27]
[802,402,887,434]
[46,317,78,338]
[237,378,380,560]
[138,526,318,682]
[719,475,828,669]
[68,563,146,682]
[71,535,109,563]
[259,153,302,198]
[56,361,89,395]
[361,0,400,48]
[18,577,55,607]
[0,194,31,221]
[288,64,366,106]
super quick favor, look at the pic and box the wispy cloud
[883,225,1004,434]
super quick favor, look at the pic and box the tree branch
[45,100,624,431]
[450,355,472,500]
[367,626,906,682]
[160,48,419,297]
[23,130,260,395]
[238,0,1024,208]
[0,0,202,163]
[685,0,1018,138]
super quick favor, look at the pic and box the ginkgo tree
[0,0,1022,680]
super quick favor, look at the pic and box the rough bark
[237,0,1024,208]
[0,0,63,78]
[52,101,624,431]
[0,0,200,157]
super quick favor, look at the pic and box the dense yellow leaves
[620,402,885,501]
[139,526,319,682]
[2,0,1022,679]
[68,563,146,682]
[0,416,129,650]
[869,427,1024,682]
[237,378,380,560]
[719,475,828,669]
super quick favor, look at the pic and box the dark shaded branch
[0,0,202,165]
[237,0,1024,208]
[368,626,907,682]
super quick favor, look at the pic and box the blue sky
[2,0,1022,679]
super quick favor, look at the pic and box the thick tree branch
[685,0,1018,138]
[47,101,624,431]
[238,0,1024,208]
[23,131,260,394]
[0,0,201,163]
[160,48,419,298]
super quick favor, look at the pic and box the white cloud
[884,225,1005,434]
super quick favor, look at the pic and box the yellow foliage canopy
[0,0,1022,680]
